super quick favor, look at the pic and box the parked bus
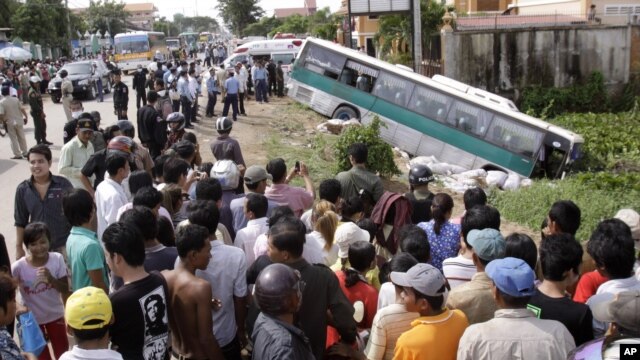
[288,37,584,178]
[178,32,199,50]
[199,32,214,43]
[114,31,168,72]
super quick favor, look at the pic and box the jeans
[172,99,180,112]
[238,92,246,114]
[255,79,267,102]
[220,336,243,360]
[96,78,104,102]
[222,93,239,120]
[180,96,192,126]
[206,92,217,116]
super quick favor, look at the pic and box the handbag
[17,311,47,356]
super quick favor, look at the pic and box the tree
[85,0,128,36]
[271,14,309,36]
[217,0,264,36]
[0,0,20,28]
[243,16,283,37]
[154,16,180,37]
[11,0,68,48]
[374,0,446,61]
[308,7,339,41]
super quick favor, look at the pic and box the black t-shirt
[144,246,178,273]
[81,149,107,189]
[527,288,594,346]
[109,272,170,360]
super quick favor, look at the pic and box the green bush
[333,116,401,178]
[520,72,612,118]
[489,176,640,242]
[548,110,640,172]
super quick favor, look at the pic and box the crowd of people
[1,51,640,360]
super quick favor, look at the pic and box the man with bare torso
[163,224,223,360]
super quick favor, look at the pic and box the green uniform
[28,86,47,144]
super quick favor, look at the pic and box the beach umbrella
[0,46,33,61]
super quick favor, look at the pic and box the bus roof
[302,37,584,145]
[114,31,164,38]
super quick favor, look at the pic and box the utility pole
[65,0,73,56]
[412,0,422,72]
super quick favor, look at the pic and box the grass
[489,177,640,242]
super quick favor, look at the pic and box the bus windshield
[288,38,583,178]
[115,36,149,54]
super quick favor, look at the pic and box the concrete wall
[443,25,631,99]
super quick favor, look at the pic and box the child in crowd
[11,223,69,360]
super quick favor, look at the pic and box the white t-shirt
[11,253,67,324]
[442,254,476,289]
[377,282,396,310]
[307,230,339,266]
[59,346,124,360]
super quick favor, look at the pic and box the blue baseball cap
[485,257,535,298]
[467,229,506,261]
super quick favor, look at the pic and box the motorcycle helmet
[408,164,435,185]
[215,117,232,132]
[166,112,185,131]
[254,263,303,316]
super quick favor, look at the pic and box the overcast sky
[69,0,343,25]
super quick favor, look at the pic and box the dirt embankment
[195,95,539,242]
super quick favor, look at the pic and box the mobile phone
[294,161,300,173]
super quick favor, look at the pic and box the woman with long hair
[417,193,461,272]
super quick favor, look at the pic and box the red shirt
[326,270,378,347]
[573,270,608,303]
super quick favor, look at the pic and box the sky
[68,0,343,25]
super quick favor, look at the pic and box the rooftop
[123,3,157,12]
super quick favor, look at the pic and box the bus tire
[332,106,358,121]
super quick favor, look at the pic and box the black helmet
[254,263,303,316]
[166,112,185,131]
[215,117,232,131]
[408,164,434,185]
[59,69,68,78]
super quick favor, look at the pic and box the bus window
[339,60,378,93]
[408,85,452,122]
[373,71,415,107]
[486,116,544,158]
[302,43,346,80]
[447,101,494,137]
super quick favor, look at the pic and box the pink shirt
[264,183,314,217]
[11,253,67,324]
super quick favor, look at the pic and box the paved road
[1,75,141,262]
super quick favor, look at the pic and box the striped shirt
[442,254,476,289]
[365,303,420,360]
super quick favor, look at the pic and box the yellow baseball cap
[65,286,113,330]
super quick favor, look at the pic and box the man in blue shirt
[252,61,268,104]
[206,68,219,117]
[223,71,239,121]
[177,70,194,129]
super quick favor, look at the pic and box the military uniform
[113,81,129,119]
[28,86,48,144]
[61,77,74,122]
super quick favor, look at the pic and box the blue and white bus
[287,37,583,178]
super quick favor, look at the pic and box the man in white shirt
[235,193,269,266]
[95,153,130,239]
[185,200,249,358]
[457,257,575,360]
[0,86,29,159]
[235,62,248,116]
[58,118,95,190]
[585,218,640,336]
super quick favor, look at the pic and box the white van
[221,39,304,69]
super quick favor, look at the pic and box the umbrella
[0,46,33,61]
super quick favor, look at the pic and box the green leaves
[333,116,401,178]
[86,0,128,36]
[217,0,264,37]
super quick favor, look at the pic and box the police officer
[405,164,435,224]
[28,76,52,145]
[60,69,74,122]
[112,69,129,120]
[222,71,239,121]
[133,64,147,109]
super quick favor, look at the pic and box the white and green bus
[287,37,584,178]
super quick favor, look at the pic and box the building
[490,0,636,25]
[274,0,317,18]
[123,3,157,31]
[336,1,380,57]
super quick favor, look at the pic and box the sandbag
[503,173,521,190]
[486,170,508,188]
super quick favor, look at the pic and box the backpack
[211,160,240,190]
[156,94,173,121]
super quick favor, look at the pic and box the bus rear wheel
[332,106,358,121]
